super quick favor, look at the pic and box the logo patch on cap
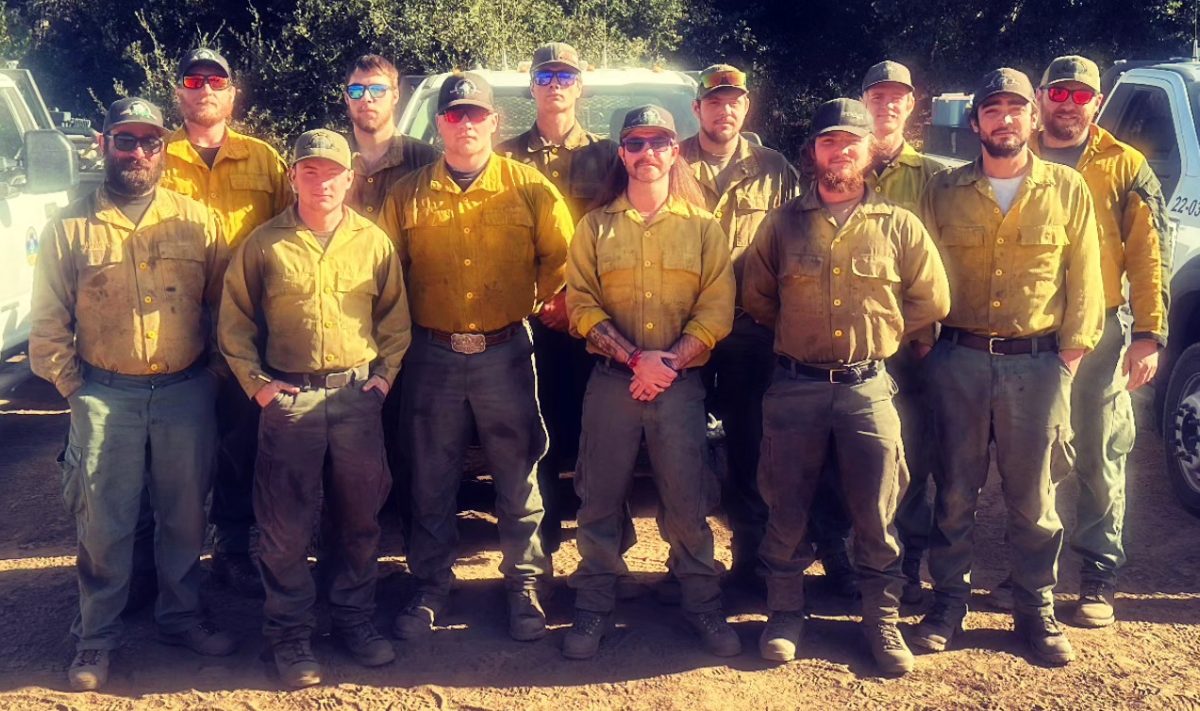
[194,49,216,60]
[451,79,477,99]
[305,132,335,150]
[640,107,663,125]
[123,101,155,120]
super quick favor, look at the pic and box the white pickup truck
[0,69,79,359]
[925,59,1200,516]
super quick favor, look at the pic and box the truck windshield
[403,83,701,146]
[0,86,38,163]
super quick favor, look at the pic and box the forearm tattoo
[667,334,709,370]
[586,320,638,363]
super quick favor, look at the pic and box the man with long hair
[743,98,949,674]
[563,105,737,660]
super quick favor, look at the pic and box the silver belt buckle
[450,333,487,354]
[987,337,1000,355]
[325,371,353,388]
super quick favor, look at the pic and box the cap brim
[532,60,582,73]
[106,119,168,135]
[292,154,351,170]
[619,126,677,139]
[1043,77,1100,91]
[863,78,914,92]
[697,85,748,99]
[977,89,1033,104]
[440,99,493,112]
[180,60,230,77]
[815,125,870,137]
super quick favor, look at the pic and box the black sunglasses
[107,133,165,155]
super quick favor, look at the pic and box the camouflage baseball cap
[697,64,748,99]
[861,60,914,93]
[437,72,494,113]
[179,47,232,78]
[291,129,352,170]
[1041,55,1101,92]
[531,42,583,72]
[619,104,677,138]
[974,68,1035,105]
[811,98,872,138]
[102,97,167,135]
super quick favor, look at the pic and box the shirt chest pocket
[781,251,825,310]
[79,242,123,292]
[266,265,316,298]
[939,225,985,248]
[481,205,535,263]
[155,240,206,302]
[336,269,380,296]
[732,190,771,247]
[229,174,274,193]
[849,252,902,315]
[1017,224,1068,287]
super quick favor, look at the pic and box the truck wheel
[1162,342,1200,516]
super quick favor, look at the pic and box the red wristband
[627,349,644,369]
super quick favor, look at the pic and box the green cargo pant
[572,364,721,614]
[757,365,907,623]
[1070,312,1136,585]
[63,364,217,650]
[925,339,1074,616]
[889,344,937,564]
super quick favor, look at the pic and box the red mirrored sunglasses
[701,69,746,91]
[440,106,492,124]
[181,74,231,91]
[1046,86,1095,105]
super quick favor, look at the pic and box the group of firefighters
[27,40,1168,691]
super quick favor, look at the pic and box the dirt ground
[1,372,1199,711]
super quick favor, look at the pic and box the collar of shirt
[680,134,761,183]
[602,193,699,224]
[352,134,414,176]
[955,151,1056,192]
[165,125,251,169]
[93,185,182,231]
[520,121,593,152]
[272,204,373,252]
[793,184,893,218]
[1032,123,1123,171]
[427,155,506,195]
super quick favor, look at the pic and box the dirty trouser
[211,376,260,555]
[572,364,721,614]
[1070,311,1136,585]
[925,339,1074,616]
[757,365,907,623]
[254,368,391,643]
[62,364,216,650]
[890,344,937,563]
[402,324,548,597]
[702,314,774,574]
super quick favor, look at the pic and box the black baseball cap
[811,98,872,138]
[862,60,914,93]
[974,68,1036,105]
[102,97,168,135]
[437,72,494,113]
[179,48,232,78]
[619,104,677,138]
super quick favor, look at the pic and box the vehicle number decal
[1170,195,1200,217]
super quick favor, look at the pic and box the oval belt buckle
[451,333,487,354]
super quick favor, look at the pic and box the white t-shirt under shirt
[988,175,1024,215]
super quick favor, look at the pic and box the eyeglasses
[440,106,492,124]
[532,70,579,87]
[107,133,165,155]
[621,136,675,153]
[346,83,389,100]
[1046,86,1096,105]
[700,69,747,91]
[181,74,231,91]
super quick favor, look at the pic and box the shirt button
[149,363,160,372]
[463,227,471,234]
[646,322,655,330]
[324,321,332,328]
[468,322,477,330]
[643,232,652,238]
[997,238,1005,245]
[992,300,1002,308]
[138,262,149,271]
[551,148,559,155]
[715,210,723,218]
[324,286,333,294]
[834,329,844,337]
[993,207,1000,214]
[644,260,652,267]
[143,296,153,304]
[146,330,157,339]
[995,269,1003,276]
[551,170,560,178]
[463,258,472,266]
[832,267,842,276]
[875,186,882,193]
[366,206,375,213]
[833,298,842,307]
[466,292,474,300]
[325,354,334,362]
[210,192,218,199]
[645,291,653,298]
[367,177,374,183]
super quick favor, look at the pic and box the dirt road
[1,372,1198,710]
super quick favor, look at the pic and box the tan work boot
[393,592,447,640]
[508,589,547,641]
[864,621,914,675]
[562,610,611,660]
[1073,580,1116,628]
[759,611,805,662]
[912,601,967,652]
[1015,612,1075,666]
[337,622,395,667]
[270,639,322,688]
[684,611,742,657]
[157,621,237,656]
[68,649,110,692]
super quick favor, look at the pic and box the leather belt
[776,356,880,384]
[82,360,206,389]
[428,323,521,354]
[274,363,368,389]
[940,327,1058,355]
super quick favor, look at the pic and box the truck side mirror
[24,129,77,194]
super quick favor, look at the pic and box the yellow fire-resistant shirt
[566,194,735,365]
[679,135,799,297]
[378,155,575,333]
[497,122,619,222]
[1032,124,1170,344]
[348,133,441,221]
[219,206,412,398]
[866,141,948,214]
[30,187,227,397]
[162,126,293,248]
[919,153,1105,351]
[742,190,950,366]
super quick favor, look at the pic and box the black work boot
[912,601,967,652]
[562,610,611,660]
[820,549,859,599]
[1015,612,1075,666]
[900,554,923,605]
